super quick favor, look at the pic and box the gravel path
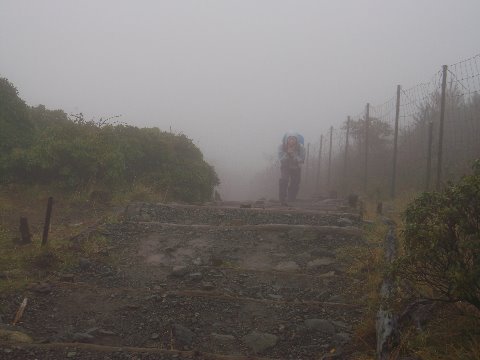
[1,199,366,359]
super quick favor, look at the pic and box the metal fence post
[344,116,350,193]
[327,126,333,190]
[316,135,323,193]
[436,65,448,190]
[364,103,370,193]
[426,121,434,191]
[391,86,401,198]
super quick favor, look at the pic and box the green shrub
[397,160,480,309]
[0,78,32,152]
[0,77,219,202]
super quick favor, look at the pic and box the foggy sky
[1,0,479,199]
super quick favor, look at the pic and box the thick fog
[1,1,479,200]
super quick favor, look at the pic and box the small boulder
[304,319,336,334]
[274,261,300,271]
[307,258,336,269]
[201,282,215,291]
[173,324,194,346]
[188,272,203,281]
[79,258,92,271]
[59,274,75,282]
[171,266,189,277]
[333,332,351,345]
[243,331,278,353]
[210,333,235,343]
[0,329,33,343]
[72,332,94,343]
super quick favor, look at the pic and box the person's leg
[279,166,289,204]
[287,167,301,201]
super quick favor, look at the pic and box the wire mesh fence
[263,53,480,201]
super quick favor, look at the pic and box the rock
[274,261,300,271]
[151,333,160,340]
[98,329,116,335]
[307,258,336,269]
[192,257,202,266]
[304,319,336,334]
[146,294,161,301]
[331,320,351,331]
[267,294,283,300]
[333,332,351,345]
[79,258,92,271]
[210,256,223,266]
[173,324,194,346]
[85,327,100,335]
[67,351,77,358]
[243,331,278,353]
[72,332,94,342]
[59,274,75,282]
[188,272,203,281]
[0,329,33,343]
[321,349,344,360]
[328,295,345,302]
[27,282,53,294]
[210,333,235,342]
[319,271,336,278]
[201,282,215,291]
[171,266,189,277]
[338,217,354,226]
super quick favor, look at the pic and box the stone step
[13,284,361,358]
[74,263,357,303]
[106,222,362,273]
[0,341,271,360]
[124,203,359,226]
[69,219,363,302]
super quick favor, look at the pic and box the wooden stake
[19,217,32,244]
[12,297,28,325]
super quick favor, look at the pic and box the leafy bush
[397,160,480,309]
[0,78,32,152]
[0,77,219,202]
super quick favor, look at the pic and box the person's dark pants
[279,166,301,203]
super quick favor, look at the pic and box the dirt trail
[0,199,367,359]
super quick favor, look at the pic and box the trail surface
[1,199,367,359]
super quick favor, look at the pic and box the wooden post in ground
[19,217,32,245]
[41,197,53,247]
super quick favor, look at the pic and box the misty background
[1,0,479,200]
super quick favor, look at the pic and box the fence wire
[257,53,480,200]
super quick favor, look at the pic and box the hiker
[278,132,306,205]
